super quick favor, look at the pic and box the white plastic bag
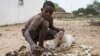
[44,40,57,49]
[63,33,75,48]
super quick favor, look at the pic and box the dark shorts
[29,29,57,43]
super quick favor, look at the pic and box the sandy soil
[0,20,100,56]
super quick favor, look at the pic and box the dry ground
[0,20,100,56]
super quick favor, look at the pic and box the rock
[78,51,87,56]
[66,54,78,56]
[41,52,52,56]
[0,33,2,36]
[80,45,93,52]
[91,50,99,56]
[35,47,44,56]
[5,29,10,31]
[5,52,15,56]
[5,45,32,56]
[87,53,91,56]
[79,45,94,56]
[18,45,26,52]
[54,53,65,56]
[40,48,55,56]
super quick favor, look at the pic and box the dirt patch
[0,20,100,56]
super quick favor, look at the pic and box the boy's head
[41,1,55,19]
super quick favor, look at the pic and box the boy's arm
[24,19,43,51]
[49,18,64,32]
[24,22,37,51]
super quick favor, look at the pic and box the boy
[22,1,64,54]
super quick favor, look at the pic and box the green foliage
[72,0,100,16]
[54,3,66,12]
[72,10,79,16]
[85,4,99,16]
[93,0,100,14]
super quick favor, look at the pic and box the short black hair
[43,1,55,9]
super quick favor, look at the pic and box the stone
[5,45,32,56]
[0,33,2,36]
[80,45,93,51]
[91,50,99,56]
[65,53,78,56]
[78,51,87,56]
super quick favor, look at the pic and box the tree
[93,0,100,15]
[54,3,66,12]
[72,10,79,16]
[85,4,99,16]
[72,1,100,16]
[72,8,85,16]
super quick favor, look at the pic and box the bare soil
[0,20,100,56]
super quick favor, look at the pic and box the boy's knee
[47,30,58,36]
[42,21,49,29]
[22,29,25,36]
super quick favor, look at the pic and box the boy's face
[41,5,54,19]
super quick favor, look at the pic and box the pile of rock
[78,45,98,56]
[5,31,99,56]
[5,45,32,56]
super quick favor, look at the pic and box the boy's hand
[59,28,64,32]
[31,44,43,53]
[31,44,38,53]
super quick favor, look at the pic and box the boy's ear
[41,8,43,11]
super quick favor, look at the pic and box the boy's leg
[29,30,39,44]
[45,30,58,40]
[38,21,48,47]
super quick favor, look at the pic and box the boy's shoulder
[23,13,43,31]
[32,13,42,19]
[30,13,43,22]
[26,13,43,23]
